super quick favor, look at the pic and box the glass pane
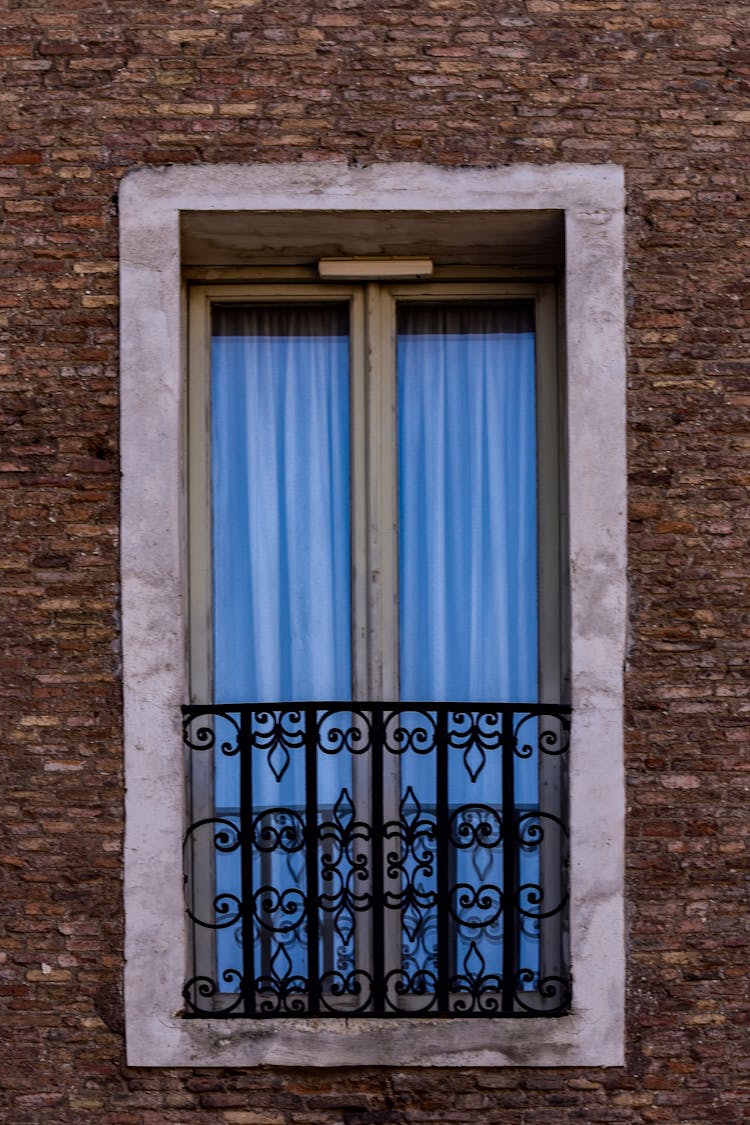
[210,303,352,993]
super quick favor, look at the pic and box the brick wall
[1,1,748,1122]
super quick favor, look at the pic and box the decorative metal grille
[182,703,570,1018]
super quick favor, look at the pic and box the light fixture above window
[318,256,433,280]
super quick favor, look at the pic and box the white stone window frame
[120,162,626,1068]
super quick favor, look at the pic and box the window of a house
[120,162,625,1067]
[182,278,570,1018]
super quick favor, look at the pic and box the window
[183,281,569,1017]
[120,162,626,1066]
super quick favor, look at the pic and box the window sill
[130,1007,622,1068]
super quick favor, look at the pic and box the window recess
[184,280,570,1018]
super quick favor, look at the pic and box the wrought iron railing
[182,702,570,1018]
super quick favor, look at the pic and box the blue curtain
[397,301,538,705]
[396,301,539,985]
[210,304,351,985]
[211,303,351,706]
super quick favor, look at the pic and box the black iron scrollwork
[447,710,502,783]
[182,702,570,1018]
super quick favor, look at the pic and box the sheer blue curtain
[210,303,351,984]
[211,303,351,706]
[397,301,539,985]
[397,301,538,705]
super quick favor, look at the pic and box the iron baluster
[304,706,320,1014]
[435,706,450,1012]
[239,706,255,1015]
[371,704,385,1014]
[501,705,517,1014]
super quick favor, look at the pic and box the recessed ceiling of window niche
[180,209,565,271]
